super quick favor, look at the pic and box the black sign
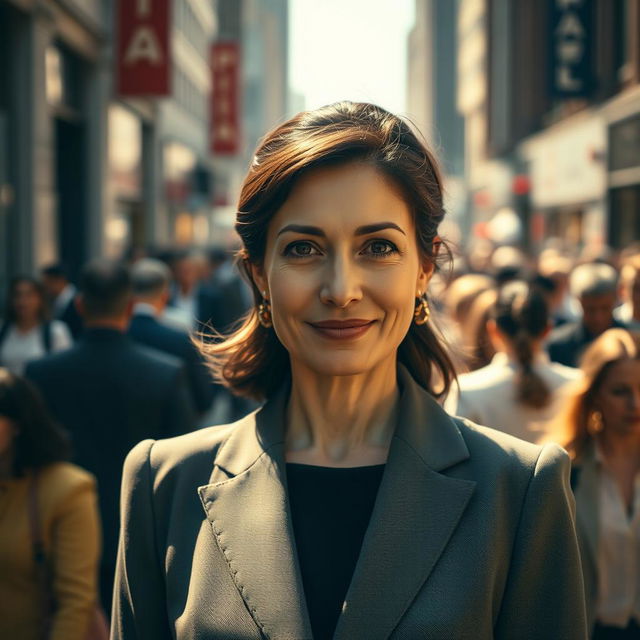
[549,0,593,99]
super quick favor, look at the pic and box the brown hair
[202,101,456,401]
[463,288,498,371]
[550,328,640,458]
[492,281,551,408]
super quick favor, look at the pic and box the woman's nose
[319,254,363,308]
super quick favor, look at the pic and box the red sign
[210,42,241,155]
[117,0,171,96]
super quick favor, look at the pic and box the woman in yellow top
[0,368,101,640]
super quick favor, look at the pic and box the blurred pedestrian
[0,276,72,375]
[549,329,640,638]
[615,254,640,330]
[26,258,196,615]
[166,250,225,332]
[0,368,103,640]
[538,251,578,326]
[547,262,624,367]
[130,258,215,417]
[460,287,497,371]
[446,280,581,443]
[41,263,84,340]
[112,102,586,640]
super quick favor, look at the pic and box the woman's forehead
[270,163,413,235]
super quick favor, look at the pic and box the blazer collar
[199,365,475,640]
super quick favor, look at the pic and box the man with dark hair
[26,258,196,614]
[130,258,215,416]
[40,263,83,339]
[546,262,626,367]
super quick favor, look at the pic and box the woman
[446,280,581,442]
[551,329,640,638]
[112,102,586,639]
[0,368,102,640]
[0,276,72,375]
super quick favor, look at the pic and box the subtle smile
[307,319,376,340]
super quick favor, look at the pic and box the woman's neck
[285,356,399,467]
[597,431,640,467]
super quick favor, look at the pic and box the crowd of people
[0,208,639,635]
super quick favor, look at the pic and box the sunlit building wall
[0,0,113,287]
[154,0,218,248]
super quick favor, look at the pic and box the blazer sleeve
[111,440,172,640]
[494,443,588,639]
[49,474,101,640]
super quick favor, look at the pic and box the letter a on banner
[117,0,171,96]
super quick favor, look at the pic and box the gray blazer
[111,367,587,639]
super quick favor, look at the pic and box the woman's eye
[364,240,398,257]
[284,241,319,258]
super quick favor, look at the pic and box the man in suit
[40,263,84,339]
[547,262,625,367]
[26,259,196,614]
[166,250,226,333]
[130,258,215,417]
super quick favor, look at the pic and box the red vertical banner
[117,0,171,97]
[210,42,241,155]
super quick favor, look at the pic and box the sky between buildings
[288,0,416,116]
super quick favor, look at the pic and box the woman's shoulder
[456,359,512,392]
[452,414,569,478]
[123,419,244,479]
[35,462,97,505]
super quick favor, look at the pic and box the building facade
[0,0,221,298]
[457,0,640,253]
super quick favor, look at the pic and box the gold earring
[413,295,430,325]
[258,297,272,328]
[588,410,604,435]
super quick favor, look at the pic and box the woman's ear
[416,259,436,294]
[249,262,269,299]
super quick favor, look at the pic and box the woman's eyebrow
[355,222,406,236]
[277,224,325,237]
[276,222,406,238]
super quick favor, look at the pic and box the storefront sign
[117,0,171,96]
[549,0,593,98]
[523,117,606,208]
[210,42,241,155]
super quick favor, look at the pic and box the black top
[286,463,386,640]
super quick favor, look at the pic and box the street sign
[117,0,171,97]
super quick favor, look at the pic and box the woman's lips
[307,319,376,340]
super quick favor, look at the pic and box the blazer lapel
[198,386,313,640]
[334,368,476,640]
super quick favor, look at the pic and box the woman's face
[253,162,433,377]
[12,281,43,321]
[594,358,640,438]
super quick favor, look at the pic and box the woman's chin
[294,350,390,378]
